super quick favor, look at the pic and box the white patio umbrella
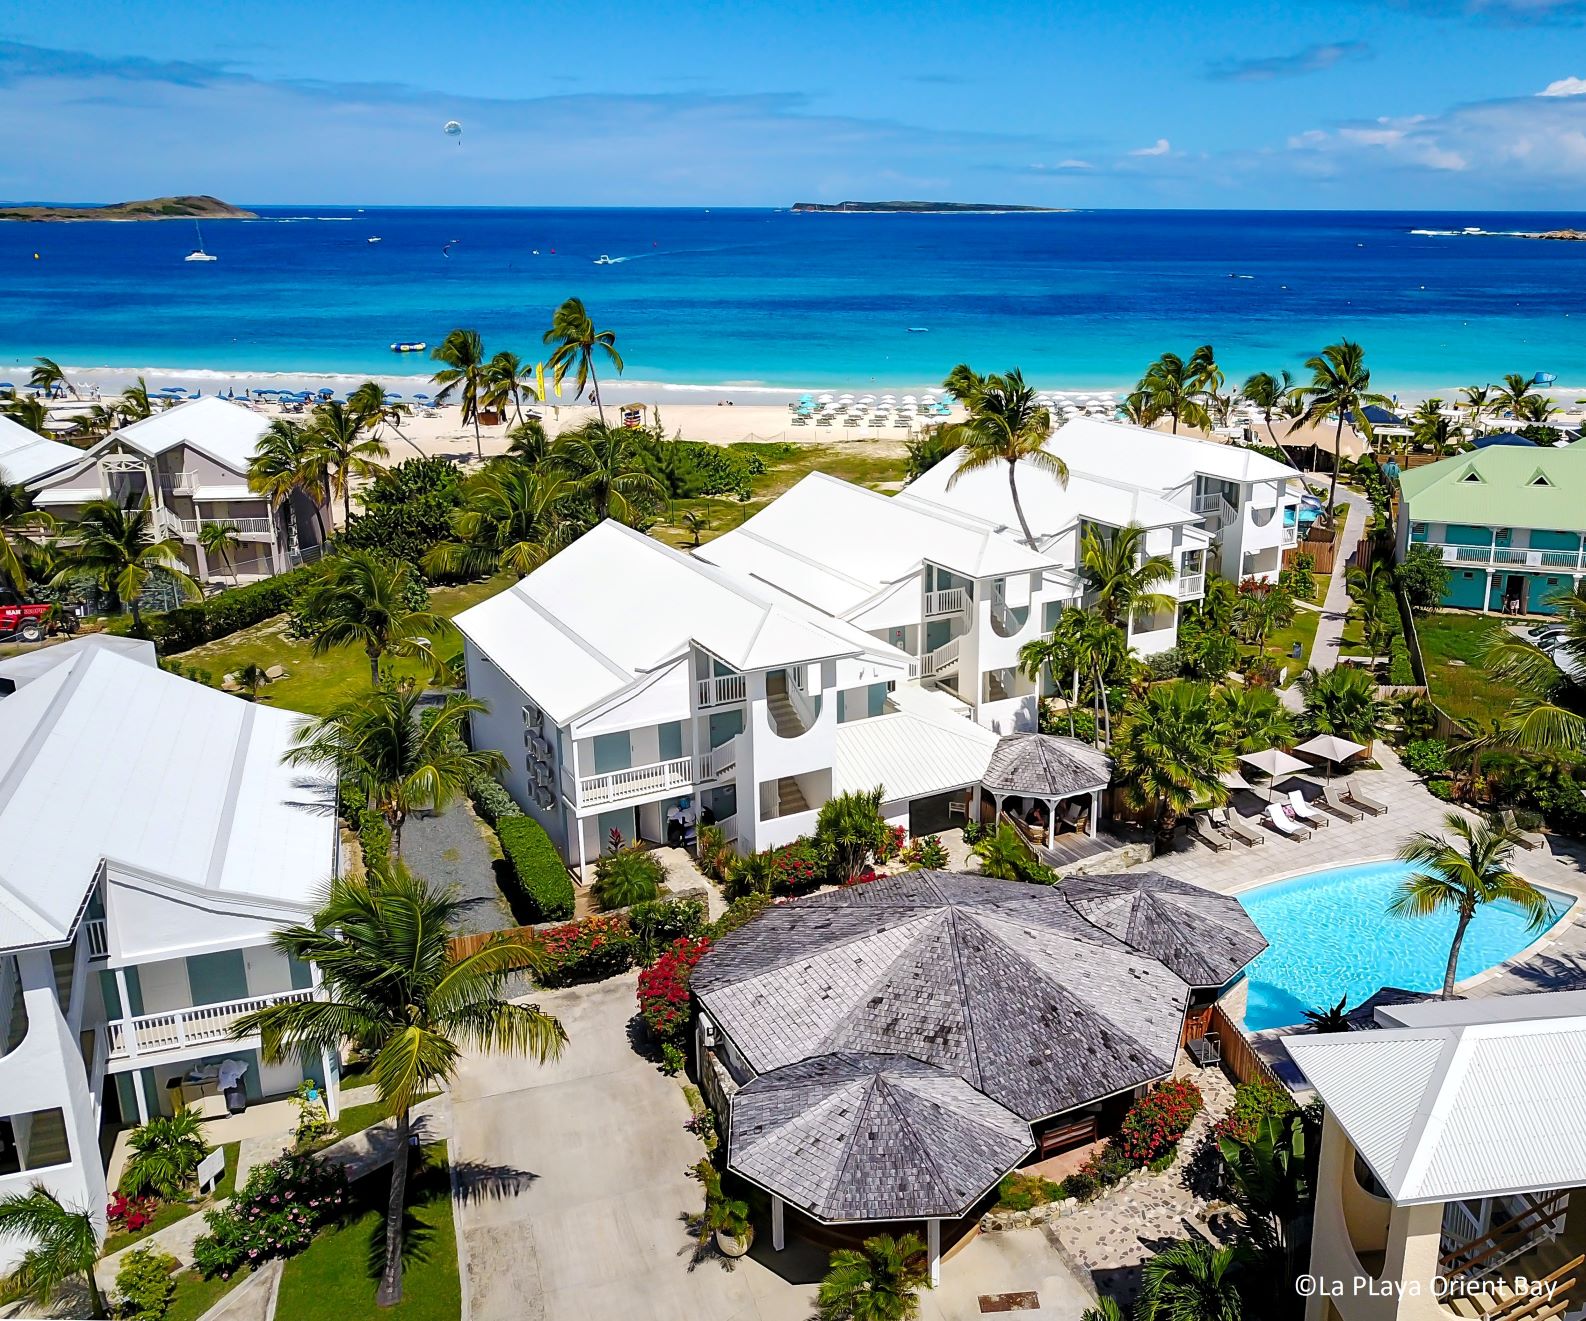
[1238,748,1310,801]
[818,393,834,404]
[1218,768,1253,793]
[1294,733,1366,779]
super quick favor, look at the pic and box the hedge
[147,565,315,653]
[498,815,575,921]
[465,767,523,828]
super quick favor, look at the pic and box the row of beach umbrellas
[1223,734,1367,801]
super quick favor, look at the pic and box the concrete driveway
[450,972,1094,1321]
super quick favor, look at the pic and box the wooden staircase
[1442,1251,1581,1320]
[774,777,809,816]
[1441,1191,1580,1320]
[765,671,808,737]
[49,945,75,1015]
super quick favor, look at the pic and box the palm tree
[235,869,565,1306]
[1295,664,1385,751]
[1518,393,1556,423]
[348,380,419,458]
[680,510,709,547]
[1232,586,1295,656]
[817,1231,930,1321]
[1112,681,1234,853]
[234,661,271,701]
[1080,1303,1126,1321]
[62,499,196,630]
[941,368,1064,549]
[543,297,623,425]
[3,394,50,437]
[549,420,665,524]
[940,363,986,403]
[0,1185,106,1318]
[1080,522,1175,627]
[483,350,536,426]
[1493,372,1539,420]
[505,417,550,465]
[310,400,390,528]
[1139,1239,1247,1320]
[28,356,74,399]
[1290,340,1390,527]
[248,417,329,544]
[289,684,505,853]
[1459,384,1493,431]
[295,551,454,686]
[423,464,572,579]
[1347,557,1395,655]
[197,521,241,585]
[431,328,490,456]
[1482,593,1586,754]
[1411,400,1454,457]
[117,377,155,422]
[1392,812,1553,997]
[1240,369,1296,447]
[1215,684,1295,753]
[0,471,55,594]
[1137,350,1214,434]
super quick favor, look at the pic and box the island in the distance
[0,195,256,222]
[791,200,1067,213]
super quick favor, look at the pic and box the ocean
[4,207,1585,393]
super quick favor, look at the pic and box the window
[0,1108,70,1175]
[1530,472,1552,487]
[1461,470,1483,483]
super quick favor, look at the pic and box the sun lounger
[1212,807,1264,848]
[1190,812,1232,851]
[1265,803,1312,839]
[1343,780,1388,816]
[1501,810,1546,850]
[1286,790,1330,828]
[1319,782,1363,822]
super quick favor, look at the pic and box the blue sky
[5,0,1586,207]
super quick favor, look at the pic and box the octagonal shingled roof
[981,733,1113,799]
[1059,871,1269,989]
[728,1052,1034,1223]
[693,870,1223,1123]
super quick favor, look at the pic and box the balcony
[106,987,316,1061]
[697,736,739,783]
[696,673,747,708]
[577,755,693,809]
[1176,572,1206,600]
[1431,543,1586,572]
[1192,492,1237,534]
[165,472,196,496]
[924,587,968,616]
[155,511,276,540]
[921,636,960,679]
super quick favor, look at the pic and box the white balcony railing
[921,637,961,678]
[106,987,316,1060]
[924,587,968,617]
[166,472,196,496]
[577,755,693,809]
[1176,572,1206,599]
[696,673,747,708]
[1281,523,1299,546]
[1192,492,1237,534]
[83,918,108,960]
[1431,543,1586,572]
[174,516,275,538]
[697,736,739,783]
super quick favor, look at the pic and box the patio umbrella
[1218,768,1253,793]
[1294,733,1366,779]
[1238,748,1310,800]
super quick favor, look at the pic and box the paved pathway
[195,1258,283,1321]
[404,802,514,935]
[1306,484,1369,677]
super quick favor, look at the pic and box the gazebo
[980,732,1113,842]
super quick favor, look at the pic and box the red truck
[0,592,59,644]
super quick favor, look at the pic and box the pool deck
[1152,743,1586,1003]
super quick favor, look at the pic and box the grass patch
[102,1143,240,1253]
[325,1093,438,1145]
[1310,573,1332,606]
[1418,612,1528,728]
[167,1268,245,1321]
[1241,607,1323,674]
[173,575,511,716]
[276,1143,459,1321]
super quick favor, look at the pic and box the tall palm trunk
[1442,903,1476,998]
[1326,416,1343,528]
[367,645,382,687]
[1068,667,1079,738]
[342,471,353,528]
[85,1266,106,1319]
[1005,461,1037,549]
[588,359,605,426]
[471,382,482,459]
[376,1107,412,1306]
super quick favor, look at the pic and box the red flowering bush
[637,936,713,1044]
[1212,1078,1295,1145]
[768,840,821,893]
[107,1191,157,1233]
[842,865,879,887]
[1115,1077,1204,1166]
[534,913,638,988]
[875,824,907,863]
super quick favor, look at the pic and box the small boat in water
[593,254,616,265]
[184,222,217,262]
[390,341,428,354]
[906,327,929,333]
[367,236,382,244]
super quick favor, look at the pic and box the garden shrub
[593,843,666,911]
[498,815,575,921]
[1114,1077,1203,1166]
[1278,551,1316,603]
[1212,1079,1296,1145]
[340,458,463,575]
[900,834,949,870]
[694,824,733,882]
[768,838,822,892]
[1403,738,1450,779]
[1144,647,1182,682]
[1397,544,1451,613]
[533,913,637,987]
[707,892,775,940]
[1430,780,1457,801]
[106,1192,157,1236]
[465,768,523,827]
[191,1154,348,1280]
[637,936,713,1044]
[1039,703,1099,744]
[119,1107,211,1200]
[1388,634,1416,686]
[628,895,708,962]
[994,1172,1066,1212]
[148,565,315,654]
[114,1246,178,1321]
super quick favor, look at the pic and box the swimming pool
[1237,860,1572,1032]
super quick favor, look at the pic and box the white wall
[105,875,304,966]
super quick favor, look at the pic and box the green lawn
[1417,612,1529,728]
[1241,606,1323,675]
[1309,573,1332,606]
[102,1143,240,1254]
[172,575,512,716]
[166,1268,244,1321]
[276,1144,460,1321]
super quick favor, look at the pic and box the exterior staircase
[774,777,810,816]
[19,1109,71,1169]
[765,671,808,737]
[50,945,76,1015]
[2,961,27,1054]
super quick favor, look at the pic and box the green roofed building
[1396,438,1586,615]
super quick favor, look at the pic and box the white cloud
[1129,138,1172,157]
[1540,76,1586,96]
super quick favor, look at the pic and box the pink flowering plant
[191,1153,348,1279]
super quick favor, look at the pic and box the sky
[4,0,1586,208]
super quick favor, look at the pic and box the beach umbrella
[1238,748,1310,800]
[1294,733,1365,779]
[1218,768,1253,793]
[818,393,834,403]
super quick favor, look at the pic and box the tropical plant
[724,849,778,900]
[294,551,452,685]
[289,684,505,854]
[817,1231,931,1321]
[236,870,565,1306]
[1019,608,1129,744]
[117,377,155,422]
[3,394,50,436]
[307,399,390,528]
[1459,384,1493,428]
[549,420,665,524]
[1080,522,1175,627]
[114,1245,178,1321]
[1290,340,1389,527]
[1346,556,1396,656]
[1080,1303,1126,1321]
[1214,684,1295,753]
[680,510,709,547]
[0,470,55,593]
[29,356,74,398]
[543,297,623,425]
[248,417,329,543]
[1112,682,1233,853]
[196,521,241,585]
[61,498,197,629]
[1232,585,1295,656]
[483,350,536,425]
[1294,665,1384,751]
[234,661,271,701]
[1138,1239,1248,1320]
[430,327,491,456]
[1240,369,1296,446]
[1216,1106,1319,1281]
[1397,544,1451,614]
[903,428,961,483]
[1482,587,1586,756]
[971,823,1056,884]
[1411,399,1454,457]
[423,463,572,578]
[1493,371,1540,419]
[940,367,1064,548]
[813,785,890,882]
[0,1184,106,1318]
[593,842,665,910]
[690,1157,752,1260]
[119,1106,212,1199]
[1301,995,1350,1033]
[1392,812,1553,997]
[1137,348,1216,434]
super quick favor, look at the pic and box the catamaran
[184,222,217,263]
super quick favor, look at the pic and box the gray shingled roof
[981,733,1113,798]
[728,1052,1034,1222]
[693,871,1199,1122]
[1059,871,1268,989]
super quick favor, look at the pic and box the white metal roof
[1051,416,1300,489]
[103,396,269,474]
[454,520,875,726]
[1284,1002,1586,1204]
[698,473,1062,618]
[0,636,336,953]
[834,709,998,801]
[0,414,86,486]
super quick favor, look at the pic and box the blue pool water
[1237,860,1571,1032]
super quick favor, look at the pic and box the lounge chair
[1212,806,1264,848]
[1319,782,1364,822]
[1190,812,1232,851]
[1285,790,1330,828]
[1265,803,1312,839]
[1343,780,1388,817]
[1501,810,1547,851]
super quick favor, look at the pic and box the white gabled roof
[103,396,269,474]
[0,636,336,953]
[834,709,999,802]
[1051,416,1300,488]
[0,413,87,486]
[1284,1000,1586,1204]
[697,473,1062,618]
[454,521,876,726]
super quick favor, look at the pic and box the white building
[0,637,340,1266]
[0,413,88,489]
[27,397,332,585]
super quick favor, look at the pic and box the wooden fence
[1209,1003,1289,1092]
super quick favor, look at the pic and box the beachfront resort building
[0,413,90,489]
[1286,991,1586,1321]
[1396,440,1586,615]
[0,637,341,1269]
[691,869,1267,1279]
[25,397,332,588]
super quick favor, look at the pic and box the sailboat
[184,222,217,263]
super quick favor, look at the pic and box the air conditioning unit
[533,764,552,787]
[522,702,543,728]
[530,734,551,759]
[534,786,554,810]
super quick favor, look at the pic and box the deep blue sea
[5,207,1586,391]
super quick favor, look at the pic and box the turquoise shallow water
[1237,860,1571,1031]
[4,207,1586,389]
